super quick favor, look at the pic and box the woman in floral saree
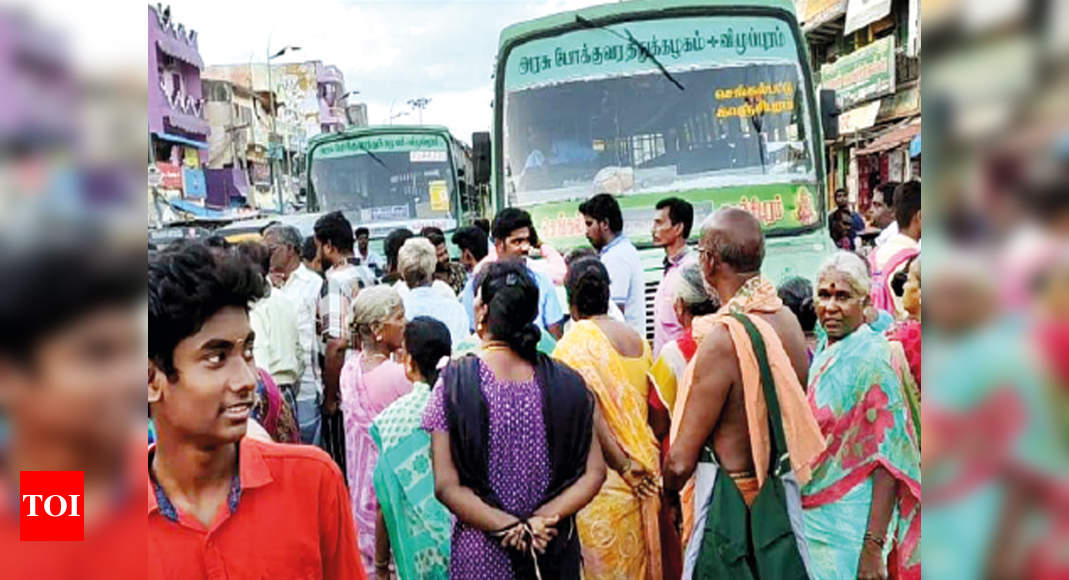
[553,258,661,579]
[804,252,921,580]
[370,317,453,579]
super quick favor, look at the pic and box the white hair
[398,237,437,287]
[676,263,711,305]
[817,251,871,299]
[351,285,402,339]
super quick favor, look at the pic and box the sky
[166,0,608,144]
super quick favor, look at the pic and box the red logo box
[20,471,84,541]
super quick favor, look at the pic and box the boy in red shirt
[148,241,365,579]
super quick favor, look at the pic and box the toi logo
[20,471,84,541]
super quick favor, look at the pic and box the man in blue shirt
[580,193,646,335]
[461,208,566,339]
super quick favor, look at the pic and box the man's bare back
[666,306,809,483]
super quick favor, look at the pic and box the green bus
[475,0,836,325]
[218,125,486,250]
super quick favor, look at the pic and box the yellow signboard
[429,180,449,212]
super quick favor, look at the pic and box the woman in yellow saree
[553,257,662,579]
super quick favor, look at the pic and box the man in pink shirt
[652,197,696,357]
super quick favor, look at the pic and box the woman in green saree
[803,252,921,580]
[370,317,454,579]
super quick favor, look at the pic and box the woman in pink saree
[340,286,411,572]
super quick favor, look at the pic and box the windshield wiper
[575,15,684,91]
[358,145,389,170]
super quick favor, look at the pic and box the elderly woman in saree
[552,257,661,579]
[647,263,721,441]
[340,285,412,572]
[803,251,921,580]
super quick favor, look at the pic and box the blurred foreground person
[148,242,364,579]
[553,258,660,579]
[425,260,606,579]
[0,240,145,579]
[340,286,411,572]
[664,208,824,579]
[803,251,921,580]
[371,317,453,580]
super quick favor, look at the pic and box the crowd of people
[144,183,923,579]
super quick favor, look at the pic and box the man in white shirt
[354,226,385,278]
[870,181,922,318]
[236,240,303,426]
[397,237,470,346]
[580,193,646,336]
[869,182,900,247]
[265,224,324,445]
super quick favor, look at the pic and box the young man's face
[651,207,683,248]
[434,242,450,265]
[149,306,257,446]
[868,190,895,228]
[496,227,531,260]
[459,248,478,272]
[315,238,337,270]
[582,215,611,249]
[357,234,369,255]
[834,189,849,210]
[1,305,144,451]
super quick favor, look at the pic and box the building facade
[148,3,210,208]
[203,60,350,210]
[316,63,348,133]
[800,0,921,211]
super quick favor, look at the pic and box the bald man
[663,208,824,578]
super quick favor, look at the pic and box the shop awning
[153,131,208,149]
[854,122,921,156]
[164,110,210,137]
[155,37,204,69]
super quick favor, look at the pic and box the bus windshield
[309,133,455,224]
[502,14,820,232]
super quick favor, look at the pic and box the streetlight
[266,42,300,213]
[406,97,430,124]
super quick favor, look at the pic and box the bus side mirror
[472,131,491,186]
[820,89,840,141]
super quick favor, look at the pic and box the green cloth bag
[694,313,808,579]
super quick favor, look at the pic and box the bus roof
[499,0,798,47]
[307,124,455,147]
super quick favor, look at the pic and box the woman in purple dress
[423,259,606,579]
